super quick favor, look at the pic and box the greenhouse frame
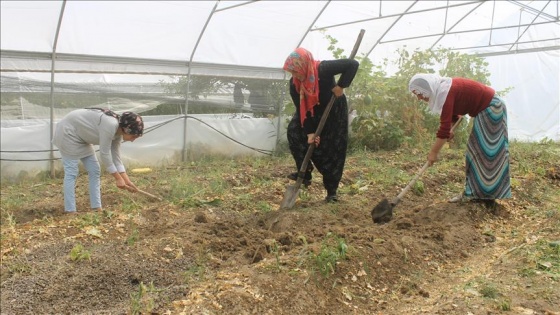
[1,0,559,180]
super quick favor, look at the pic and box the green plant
[77,213,101,228]
[311,233,348,278]
[270,240,281,271]
[257,201,272,213]
[69,244,91,262]
[412,180,425,195]
[479,283,498,298]
[1,211,17,229]
[499,298,511,311]
[350,113,406,151]
[183,248,208,284]
[129,281,156,315]
[126,228,139,246]
[7,256,32,275]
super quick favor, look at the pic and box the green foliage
[412,180,425,195]
[77,213,101,228]
[324,34,511,151]
[479,283,498,298]
[129,281,156,315]
[69,244,91,262]
[349,112,405,151]
[311,233,348,278]
[126,228,139,246]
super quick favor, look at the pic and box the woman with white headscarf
[408,74,511,206]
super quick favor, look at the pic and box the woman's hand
[307,133,320,146]
[332,85,344,97]
[427,151,439,166]
[115,177,128,190]
[448,130,455,141]
[120,172,138,192]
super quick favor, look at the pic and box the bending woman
[52,108,144,214]
[408,73,511,205]
[283,47,359,202]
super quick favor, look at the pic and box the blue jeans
[62,154,101,212]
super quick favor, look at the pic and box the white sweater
[52,108,125,174]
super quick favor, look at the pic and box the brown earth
[1,153,559,315]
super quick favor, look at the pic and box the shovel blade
[280,184,300,209]
[371,198,393,224]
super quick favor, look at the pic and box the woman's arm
[320,59,359,88]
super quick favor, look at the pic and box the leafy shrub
[349,111,406,151]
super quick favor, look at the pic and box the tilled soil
[1,156,559,315]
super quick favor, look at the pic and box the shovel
[280,29,365,210]
[371,116,464,223]
[137,188,163,201]
[125,185,163,201]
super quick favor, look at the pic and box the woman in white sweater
[52,108,144,214]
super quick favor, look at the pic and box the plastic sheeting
[0,115,282,181]
[487,50,560,141]
[1,1,559,181]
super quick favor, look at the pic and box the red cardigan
[438,77,495,139]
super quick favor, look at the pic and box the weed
[77,213,101,228]
[103,209,115,219]
[519,239,560,279]
[69,244,91,262]
[183,248,208,284]
[1,210,16,229]
[412,180,424,195]
[129,281,156,315]
[183,263,206,284]
[311,233,348,279]
[270,240,281,271]
[257,201,272,213]
[298,188,312,202]
[7,256,32,275]
[479,283,498,298]
[120,198,140,214]
[499,298,511,311]
[126,228,139,246]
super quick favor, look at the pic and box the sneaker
[448,194,463,203]
[64,211,78,215]
[287,172,312,187]
[448,194,471,203]
[325,194,338,203]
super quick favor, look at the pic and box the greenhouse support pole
[181,1,218,162]
[274,72,288,156]
[49,1,67,178]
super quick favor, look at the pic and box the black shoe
[287,172,312,187]
[325,194,338,203]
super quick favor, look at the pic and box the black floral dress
[287,59,359,198]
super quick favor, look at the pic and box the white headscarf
[408,73,452,115]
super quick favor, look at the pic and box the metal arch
[364,0,418,60]
[295,0,331,49]
[180,1,220,162]
[429,1,486,51]
[309,0,559,59]
[312,1,480,31]
[508,0,553,52]
[215,0,257,12]
[508,0,558,21]
[49,0,67,178]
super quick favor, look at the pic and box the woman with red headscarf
[283,47,359,202]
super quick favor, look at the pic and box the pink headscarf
[283,47,321,126]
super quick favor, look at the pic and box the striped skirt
[464,96,512,200]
